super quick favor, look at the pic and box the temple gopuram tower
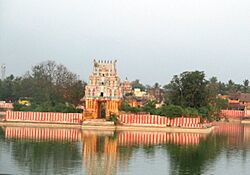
[84,59,123,119]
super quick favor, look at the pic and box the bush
[14,101,81,113]
[183,107,199,118]
[109,114,120,125]
[198,106,209,118]
[142,101,158,115]
[120,101,142,113]
[13,102,24,111]
[14,102,36,111]
[120,97,226,121]
[159,105,184,119]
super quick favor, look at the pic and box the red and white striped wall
[4,127,82,142]
[6,111,83,124]
[118,114,170,126]
[220,110,245,118]
[245,110,250,117]
[4,126,207,145]
[118,114,203,128]
[118,131,207,146]
[170,117,202,128]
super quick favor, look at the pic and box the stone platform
[82,119,115,126]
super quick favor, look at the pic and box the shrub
[120,101,142,113]
[109,114,121,125]
[159,105,184,119]
[183,107,199,118]
[198,106,209,118]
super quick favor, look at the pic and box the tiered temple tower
[84,59,123,119]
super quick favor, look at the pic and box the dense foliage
[121,71,240,120]
[0,61,86,112]
[163,71,229,120]
[119,101,142,113]
[165,71,208,108]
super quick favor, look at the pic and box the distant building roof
[228,103,245,110]
[230,92,250,102]
[239,93,250,102]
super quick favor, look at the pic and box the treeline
[0,61,86,112]
[130,76,250,95]
[122,71,249,120]
[1,60,249,118]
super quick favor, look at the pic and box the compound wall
[6,111,83,124]
[118,114,203,128]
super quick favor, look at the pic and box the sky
[0,0,250,85]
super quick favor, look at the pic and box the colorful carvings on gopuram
[84,60,124,119]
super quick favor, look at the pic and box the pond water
[0,123,250,175]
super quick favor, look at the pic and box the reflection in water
[81,131,209,175]
[165,132,227,175]
[3,127,207,146]
[4,127,82,142]
[213,123,244,146]
[212,123,250,167]
[2,127,209,175]
[82,131,118,175]
[166,123,250,175]
[1,124,250,175]
[214,123,250,145]
[118,132,207,146]
[1,127,82,175]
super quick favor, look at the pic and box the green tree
[206,77,219,102]
[243,79,249,93]
[142,100,158,114]
[30,61,85,106]
[131,79,146,91]
[8,60,85,112]
[218,81,227,95]
[164,75,183,106]
[153,82,161,88]
[227,80,237,93]
[166,71,208,108]
[0,75,15,101]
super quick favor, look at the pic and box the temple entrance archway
[99,101,106,118]
[84,99,120,120]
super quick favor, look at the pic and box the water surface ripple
[0,123,250,175]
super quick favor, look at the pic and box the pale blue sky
[0,0,250,85]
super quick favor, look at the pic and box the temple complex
[122,78,132,95]
[84,60,123,119]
